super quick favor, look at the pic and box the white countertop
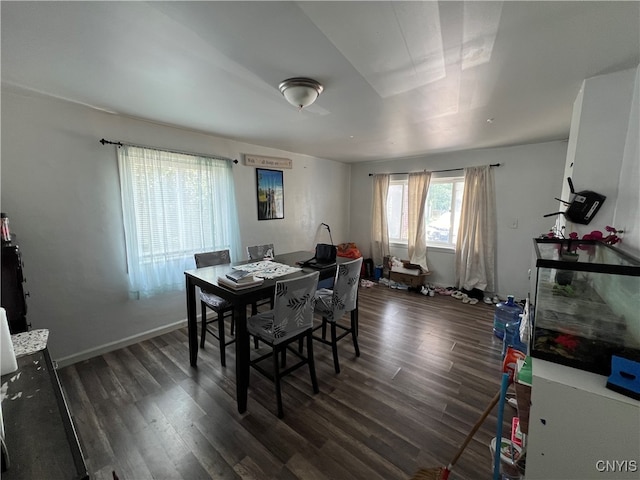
[11,329,49,358]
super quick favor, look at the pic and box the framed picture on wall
[256,168,284,220]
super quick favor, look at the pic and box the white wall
[0,88,350,363]
[613,65,640,256]
[348,141,568,300]
[561,67,638,245]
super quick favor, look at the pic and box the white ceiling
[2,1,639,163]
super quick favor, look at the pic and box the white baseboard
[56,318,189,368]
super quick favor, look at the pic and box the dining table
[184,250,347,414]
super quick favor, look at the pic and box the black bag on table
[314,243,337,263]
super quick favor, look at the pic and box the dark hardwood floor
[59,285,516,480]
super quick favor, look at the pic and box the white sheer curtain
[371,174,390,265]
[455,165,497,292]
[118,145,241,298]
[408,171,431,271]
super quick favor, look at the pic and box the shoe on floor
[484,297,493,304]
[435,286,453,295]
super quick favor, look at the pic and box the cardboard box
[389,271,430,288]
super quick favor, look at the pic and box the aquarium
[530,238,640,376]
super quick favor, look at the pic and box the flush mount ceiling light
[278,77,323,110]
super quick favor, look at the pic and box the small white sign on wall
[244,154,292,169]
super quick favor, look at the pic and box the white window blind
[118,145,240,297]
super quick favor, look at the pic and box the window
[425,178,464,246]
[387,180,409,243]
[118,145,240,297]
[387,176,464,248]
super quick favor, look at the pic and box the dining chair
[246,271,320,418]
[312,256,363,374]
[194,250,235,367]
[246,243,275,317]
[246,243,274,262]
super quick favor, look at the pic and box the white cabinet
[525,359,640,479]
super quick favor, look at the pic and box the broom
[410,389,502,480]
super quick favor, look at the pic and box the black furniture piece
[1,241,29,333]
[184,251,345,414]
[313,257,363,373]
[1,348,88,480]
[246,243,275,316]
[194,250,235,367]
[246,243,274,261]
[246,271,320,418]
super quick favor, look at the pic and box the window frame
[386,175,465,249]
[387,178,409,245]
[424,176,465,249]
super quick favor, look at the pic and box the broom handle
[448,389,502,468]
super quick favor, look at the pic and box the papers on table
[232,261,301,279]
[217,261,303,290]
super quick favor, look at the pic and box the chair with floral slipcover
[194,250,235,367]
[247,271,320,418]
[246,243,275,316]
[312,257,363,374]
[246,243,274,262]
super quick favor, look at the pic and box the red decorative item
[541,225,624,252]
[555,334,580,351]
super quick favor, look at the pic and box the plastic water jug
[501,315,527,358]
[493,295,523,339]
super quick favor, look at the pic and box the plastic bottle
[493,295,523,339]
[503,346,527,384]
[501,315,527,359]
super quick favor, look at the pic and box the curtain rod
[368,163,500,176]
[99,138,238,164]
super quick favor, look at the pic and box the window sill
[389,241,455,254]
[427,244,456,254]
[389,241,407,248]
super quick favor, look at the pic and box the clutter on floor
[372,258,506,309]
[376,276,498,307]
[420,285,435,296]
[388,258,430,288]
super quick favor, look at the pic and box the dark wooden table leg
[234,303,249,413]
[186,276,198,367]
